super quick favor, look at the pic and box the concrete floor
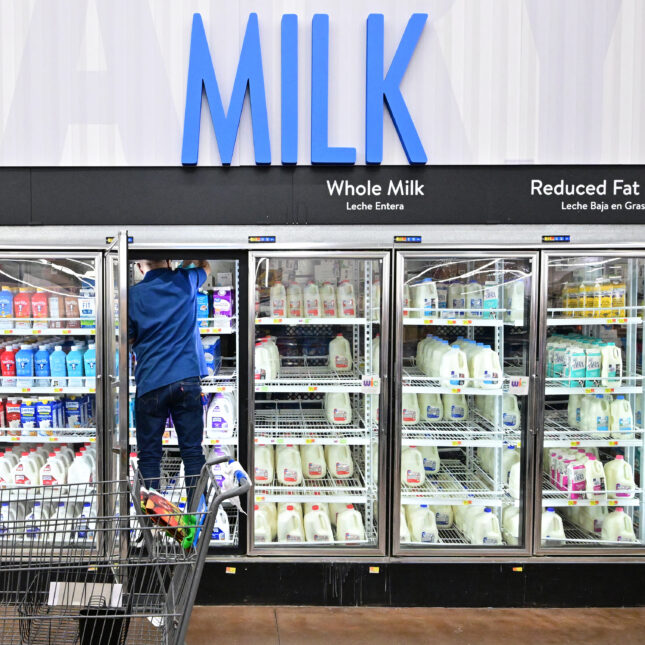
[186,606,645,645]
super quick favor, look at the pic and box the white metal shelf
[1,430,95,443]
[402,414,505,447]
[544,411,643,447]
[402,367,505,396]
[546,315,641,327]
[544,379,642,395]
[199,316,236,335]
[401,459,502,507]
[255,316,367,326]
[129,368,237,395]
[0,327,96,336]
[403,316,503,327]
[254,405,371,435]
[257,525,377,547]
[541,474,641,507]
[255,365,366,393]
[558,518,641,546]
[0,383,95,394]
[129,429,238,447]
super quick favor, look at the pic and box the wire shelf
[543,410,643,447]
[198,316,236,334]
[256,524,378,548]
[402,366,505,395]
[546,315,642,327]
[201,366,237,393]
[255,316,367,326]
[403,314,504,327]
[0,381,96,394]
[544,376,643,395]
[541,473,642,507]
[402,413,505,447]
[255,364,366,393]
[554,518,642,546]
[1,429,96,444]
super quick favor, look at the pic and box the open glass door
[537,252,645,554]
[393,252,537,554]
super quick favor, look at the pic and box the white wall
[0,0,642,166]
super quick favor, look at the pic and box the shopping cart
[0,454,250,645]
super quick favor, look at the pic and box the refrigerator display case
[537,253,645,553]
[249,252,388,554]
[393,252,536,553]
[127,253,244,549]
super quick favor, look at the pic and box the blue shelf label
[394,235,422,243]
[542,235,570,243]
[249,236,276,243]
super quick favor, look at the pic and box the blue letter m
[182,13,271,165]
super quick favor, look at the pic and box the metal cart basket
[0,454,250,645]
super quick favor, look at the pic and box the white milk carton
[402,393,420,425]
[254,445,274,485]
[300,444,326,479]
[604,455,636,499]
[277,505,304,543]
[276,445,303,486]
[269,282,287,317]
[325,392,352,425]
[541,508,566,546]
[304,505,334,543]
[401,447,425,487]
[325,445,354,479]
[328,334,352,372]
[336,505,365,542]
[601,507,636,542]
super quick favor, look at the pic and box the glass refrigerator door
[538,253,645,553]
[0,251,101,531]
[394,252,536,553]
[249,252,388,554]
[127,255,243,549]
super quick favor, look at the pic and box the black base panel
[195,562,645,607]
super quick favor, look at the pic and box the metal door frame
[247,250,391,557]
[536,250,645,556]
[392,250,539,557]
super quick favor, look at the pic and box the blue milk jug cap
[617,395,625,400]
[484,508,492,513]
[547,507,555,512]
[422,278,434,283]
[595,394,603,399]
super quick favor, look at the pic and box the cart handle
[212,466,251,505]
[206,454,230,467]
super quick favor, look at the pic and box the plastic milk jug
[406,505,439,543]
[65,345,84,387]
[303,281,321,317]
[402,393,420,425]
[0,453,16,485]
[15,345,34,388]
[471,508,502,545]
[415,335,435,373]
[254,505,274,543]
[503,394,520,430]
[206,393,236,439]
[328,333,352,372]
[40,452,67,486]
[418,446,440,475]
[411,278,438,317]
[604,455,635,499]
[568,394,583,429]
[255,342,275,381]
[610,396,634,439]
[429,505,453,528]
[13,451,39,485]
[277,505,304,543]
[465,280,483,317]
[585,345,602,387]
[325,392,352,425]
[336,505,365,542]
[325,445,353,479]
[400,508,411,543]
[508,460,521,499]
[502,506,520,545]
[0,287,13,329]
[601,508,636,542]
[426,339,450,377]
[471,346,501,389]
[270,282,287,317]
[502,446,521,485]
[300,444,326,479]
[276,446,303,486]
[263,336,281,377]
[600,342,622,386]
[504,279,525,325]
[68,451,93,485]
[582,395,609,435]
[337,280,357,317]
[578,505,607,535]
[258,502,277,538]
[418,393,443,423]
[24,502,52,538]
[304,505,334,543]
[439,346,469,387]
[0,500,26,535]
[443,393,468,422]
[541,508,566,545]
[49,346,67,387]
[321,282,337,317]
[401,447,425,487]
[287,282,303,318]
[447,281,465,317]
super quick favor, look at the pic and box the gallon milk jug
[429,505,453,528]
[578,505,607,535]
[610,395,634,439]
[402,284,411,318]
[13,451,39,485]
[40,452,67,486]
[406,505,439,543]
[336,504,365,542]
[270,282,287,317]
[68,451,93,484]
[303,281,321,317]
[601,507,636,542]
[206,393,236,439]
[502,446,521,485]
[320,282,337,317]
[400,508,411,543]
[0,453,15,485]
[471,508,502,545]
[508,460,521,499]
[502,506,520,545]
[443,393,468,422]
[304,505,334,542]
[600,342,622,386]
[402,393,420,425]
[582,395,610,435]
[254,341,276,381]
[263,336,281,377]
[604,455,636,499]
[418,446,440,474]
[447,281,465,317]
[439,346,469,388]
[401,447,425,487]
[568,394,583,429]
[276,445,303,486]
[258,502,278,539]
[325,392,352,425]
[411,278,438,317]
[24,501,52,539]
[504,279,525,325]
[415,335,435,373]
[541,508,566,545]
[211,506,230,543]
[503,394,521,430]
[277,505,304,543]
[464,280,483,317]
[471,345,501,389]
[584,344,602,387]
[287,282,303,318]
[325,445,353,479]
[328,334,352,372]
[254,445,274,484]
[337,280,357,317]
[254,505,274,543]
[300,444,326,479]
[305,502,330,523]
[0,500,26,535]
[418,393,443,423]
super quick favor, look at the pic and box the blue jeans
[135,376,205,505]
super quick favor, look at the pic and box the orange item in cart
[140,488,197,548]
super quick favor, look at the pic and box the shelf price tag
[47,436,58,442]
[305,438,315,444]
[10,436,19,441]
[308,386,318,392]
[62,330,71,334]
[21,388,30,393]
[608,441,618,446]
[89,388,96,394]
[507,377,529,396]
[361,375,380,394]
[570,441,580,447]
[567,500,577,506]
[608,500,618,506]
[256,385,269,392]
[589,500,599,506]
[2,329,12,334]
[272,318,283,324]
[451,441,462,446]
[451,388,461,394]
[255,496,265,503]
[462,500,472,505]
[422,319,434,325]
